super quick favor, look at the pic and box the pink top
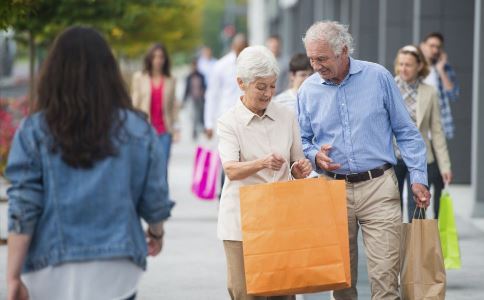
[150,79,166,134]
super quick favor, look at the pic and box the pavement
[1,68,484,299]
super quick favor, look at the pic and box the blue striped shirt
[297,57,428,185]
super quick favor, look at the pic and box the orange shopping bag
[240,177,351,296]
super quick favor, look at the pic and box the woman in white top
[217,46,312,300]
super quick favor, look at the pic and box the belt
[324,163,393,183]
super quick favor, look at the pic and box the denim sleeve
[6,120,44,235]
[381,71,428,186]
[138,130,174,224]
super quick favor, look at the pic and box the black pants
[394,160,443,221]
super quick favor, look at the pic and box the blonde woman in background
[393,45,452,221]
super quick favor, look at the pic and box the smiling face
[305,40,349,83]
[238,76,277,115]
[396,53,421,83]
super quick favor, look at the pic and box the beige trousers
[223,240,295,300]
[331,168,402,300]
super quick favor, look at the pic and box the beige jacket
[416,83,451,173]
[131,71,179,133]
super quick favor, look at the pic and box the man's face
[305,41,347,83]
[266,38,281,57]
[291,69,313,90]
[421,37,442,63]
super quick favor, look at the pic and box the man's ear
[341,45,348,56]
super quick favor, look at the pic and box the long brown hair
[36,26,135,168]
[143,43,171,77]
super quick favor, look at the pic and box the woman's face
[397,53,421,83]
[239,76,277,114]
[152,49,165,72]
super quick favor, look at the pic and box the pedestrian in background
[273,53,312,111]
[266,35,289,94]
[183,58,206,140]
[6,26,173,300]
[197,46,217,87]
[420,32,459,218]
[131,43,179,202]
[298,21,429,300]
[217,46,311,300]
[393,45,452,221]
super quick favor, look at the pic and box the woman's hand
[442,171,452,186]
[7,278,29,300]
[146,228,164,256]
[261,153,285,171]
[291,159,312,179]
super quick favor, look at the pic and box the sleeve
[381,70,428,186]
[170,78,180,129]
[131,72,141,109]
[289,111,305,163]
[297,90,320,171]
[6,119,44,235]
[429,89,451,173]
[138,129,174,224]
[204,63,222,130]
[444,64,460,102]
[217,116,240,164]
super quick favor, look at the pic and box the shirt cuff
[306,148,319,172]
[409,170,428,187]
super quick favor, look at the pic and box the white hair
[302,21,354,55]
[236,46,280,84]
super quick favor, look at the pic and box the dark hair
[267,34,281,41]
[143,43,171,77]
[289,53,312,73]
[423,32,444,44]
[36,26,134,168]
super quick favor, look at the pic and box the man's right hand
[204,129,213,139]
[315,144,341,171]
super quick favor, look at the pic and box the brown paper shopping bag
[240,177,350,296]
[400,216,446,300]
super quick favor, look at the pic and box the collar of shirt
[320,57,363,86]
[236,97,276,126]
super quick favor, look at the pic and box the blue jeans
[159,133,172,200]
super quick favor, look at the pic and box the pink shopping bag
[191,146,220,200]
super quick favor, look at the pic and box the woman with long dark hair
[6,26,173,300]
[131,43,179,173]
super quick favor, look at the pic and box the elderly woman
[393,45,452,221]
[217,46,312,300]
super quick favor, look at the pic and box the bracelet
[148,228,164,241]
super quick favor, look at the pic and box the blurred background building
[248,0,484,216]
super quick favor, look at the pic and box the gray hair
[236,45,280,84]
[302,21,354,55]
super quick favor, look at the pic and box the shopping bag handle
[412,206,426,220]
[271,159,294,182]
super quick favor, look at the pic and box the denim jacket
[6,110,174,273]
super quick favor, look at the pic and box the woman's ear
[237,78,245,90]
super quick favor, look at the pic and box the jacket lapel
[416,84,431,128]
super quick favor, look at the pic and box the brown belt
[324,163,393,183]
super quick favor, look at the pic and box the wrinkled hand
[291,159,312,179]
[315,144,341,171]
[436,51,448,73]
[262,153,285,171]
[204,129,213,139]
[442,171,452,186]
[412,183,431,208]
[7,278,29,300]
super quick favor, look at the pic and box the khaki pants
[331,169,402,300]
[223,240,295,300]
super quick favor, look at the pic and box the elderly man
[297,21,430,300]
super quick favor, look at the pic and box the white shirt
[204,52,243,130]
[273,89,297,112]
[423,65,439,90]
[216,99,305,241]
[197,56,217,86]
[22,259,143,300]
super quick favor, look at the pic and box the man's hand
[436,51,448,73]
[315,144,341,171]
[204,129,213,139]
[411,183,431,208]
[291,159,312,179]
[262,153,285,171]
